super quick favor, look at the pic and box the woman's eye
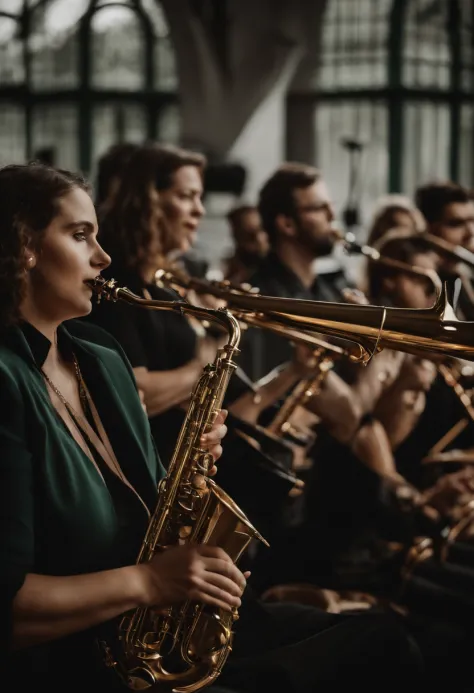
[73,231,87,241]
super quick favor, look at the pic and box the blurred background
[0,0,473,272]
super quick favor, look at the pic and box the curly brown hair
[99,142,206,272]
[0,161,90,329]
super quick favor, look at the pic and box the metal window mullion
[20,5,32,160]
[448,0,462,182]
[387,0,408,193]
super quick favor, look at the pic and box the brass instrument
[155,269,364,467]
[342,230,444,297]
[155,269,367,364]
[372,227,474,310]
[88,277,268,693]
[422,362,474,461]
[265,346,335,439]
[365,226,474,270]
[179,278,474,363]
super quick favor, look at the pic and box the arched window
[0,0,179,175]
[287,0,474,230]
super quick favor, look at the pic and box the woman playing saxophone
[0,162,245,693]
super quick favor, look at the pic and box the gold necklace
[40,356,151,517]
[41,354,86,417]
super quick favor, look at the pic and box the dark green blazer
[0,319,166,686]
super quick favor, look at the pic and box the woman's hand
[140,544,249,612]
[201,409,228,474]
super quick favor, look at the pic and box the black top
[85,266,253,465]
[237,251,354,383]
[88,266,198,371]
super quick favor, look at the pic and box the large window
[0,0,179,175]
[288,0,474,229]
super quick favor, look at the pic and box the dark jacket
[0,319,165,690]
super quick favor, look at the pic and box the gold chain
[40,356,128,484]
[41,354,86,418]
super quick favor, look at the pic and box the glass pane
[1,0,24,13]
[0,104,26,165]
[402,102,450,197]
[29,0,85,90]
[0,17,25,85]
[91,6,145,90]
[314,100,388,230]
[317,0,391,90]
[31,104,79,171]
[155,35,178,89]
[139,0,178,88]
[459,105,474,188]
[402,0,450,89]
[460,0,474,92]
[91,102,146,178]
[141,0,170,37]
[156,103,181,144]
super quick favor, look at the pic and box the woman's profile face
[158,165,205,256]
[23,187,111,322]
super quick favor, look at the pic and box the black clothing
[395,372,474,489]
[86,267,301,550]
[237,252,353,381]
[82,266,426,692]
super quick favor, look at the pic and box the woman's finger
[201,424,227,446]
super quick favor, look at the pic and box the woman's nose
[93,244,112,270]
[194,197,205,217]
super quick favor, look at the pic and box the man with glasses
[237,162,356,382]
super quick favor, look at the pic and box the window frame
[0,0,179,173]
[287,0,473,193]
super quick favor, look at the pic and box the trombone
[156,268,358,461]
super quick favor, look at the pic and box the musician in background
[238,162,357,383]
[366,193,426,246]
[415,181,474,319]
[84,147,426,693]
[365,235,474,494]
[94,142,141,217]
[222,205,269,284]
[415,181,474,252]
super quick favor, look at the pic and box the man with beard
[237,162,355,382]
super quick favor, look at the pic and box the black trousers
[216,595,424,693]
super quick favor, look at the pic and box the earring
[27,256,35,267]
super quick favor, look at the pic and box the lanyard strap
[41,358,150,518]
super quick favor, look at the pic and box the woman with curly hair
[0,161,241,693]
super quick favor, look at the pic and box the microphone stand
[340,138,365,236]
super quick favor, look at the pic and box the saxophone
[88,277,268,693]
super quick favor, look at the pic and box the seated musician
[222,204,269,284]
[415,180,474,319]
[80,143,431,690]
[366,193,426,246]
[0,159,427,693]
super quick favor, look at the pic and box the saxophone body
[90,278,268,693]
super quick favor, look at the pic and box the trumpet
[341,229,444,297]
[369,227,474,309]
